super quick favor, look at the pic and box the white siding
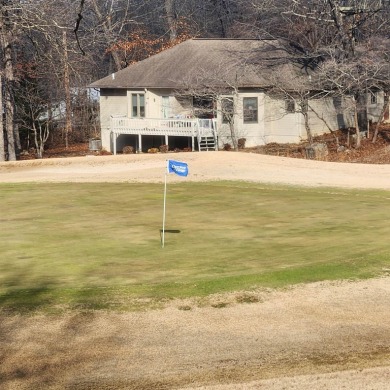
[99,90,128,151]
[367,91,387,123]
[144,90,165,118]
[143,90,192,119]
[308,98,339,135]
[171,96,193,118]
[217,92,266,148]
[263,97,303,143]
[262,96,354,144]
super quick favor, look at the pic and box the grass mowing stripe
[0,181,389,312]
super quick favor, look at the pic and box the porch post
[165,135,168,148]
[138,134,142,153]
[192,122,195,151]
[113,132,117,155]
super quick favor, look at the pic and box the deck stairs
[197,119,218,151]
[198,135,217,151]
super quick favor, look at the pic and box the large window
[193,97,215,118]
[132,93,145,118]
[243,97,258,123]
[285,99,295,113]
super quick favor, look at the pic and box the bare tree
[179,63,251,150]
[18,89,51,159]
[275,0,390,142]
[0,0,18,160]
[267,74,315,145]
[315,49,390,147]
[89,0,125,71]
[18,0,104,147]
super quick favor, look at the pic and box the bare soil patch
[0,147,389,390]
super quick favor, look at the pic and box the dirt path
[0,152,389,389]
[1,151,390,189]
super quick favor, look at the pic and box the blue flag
[167,160,188,177]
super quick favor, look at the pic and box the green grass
[0,181,389,312]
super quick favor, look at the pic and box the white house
[89,38,386,154]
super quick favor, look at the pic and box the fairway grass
[0,182,389,312]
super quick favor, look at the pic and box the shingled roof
[90,38,299,90]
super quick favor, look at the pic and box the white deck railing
[112,117,192,136]
[110,116,217,154]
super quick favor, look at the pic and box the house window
[162,96,170,118]
[193,97,215,118]
[285,99,295,113]
[243,97,258,123]
[221,97,234,123]
[132,93,145,118]
[370,92,377,105]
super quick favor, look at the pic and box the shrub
[223,143,232,151]
[159,144,169,153]
[122,146,135,154]
[238,138,246,149]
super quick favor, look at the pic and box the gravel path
[0,152,389,390]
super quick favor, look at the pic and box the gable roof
[89,38,300,90]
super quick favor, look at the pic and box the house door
[162,96,170,119]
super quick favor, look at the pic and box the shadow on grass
[0,286,57,313]
[0,258,381,314]
[159,228,181,246]
[159,229,181,234]
[0,286,118,313]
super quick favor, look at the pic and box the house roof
[89,38,302,90]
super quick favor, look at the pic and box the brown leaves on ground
[18,126,390,164]
[19,143,110,160]
[246,127,390,164]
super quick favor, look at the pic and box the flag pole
[162,161,168,248]
[162,159,188,248]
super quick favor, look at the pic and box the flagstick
[162,163,168,248]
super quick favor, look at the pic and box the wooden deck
[110,117,217,153]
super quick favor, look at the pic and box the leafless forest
[1,0,390,160]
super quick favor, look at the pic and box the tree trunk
[0,8,16,160]
[357,93,368,133]
[0,74,5,161]
[230,92,239,150]
[91,0,122,71]
[303,111,312,145]
[327,0,355,58]
[372,94,389,143]
[14,121,20,153]
[164,0,177,41]
[35,122,49,159]
[301,98,313,145]
[229,120,238,150]
[63,30,72,149]
[213,0,231,38]
[353,98,361,148]
[4,65,15,160]
[33,122,41,158]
